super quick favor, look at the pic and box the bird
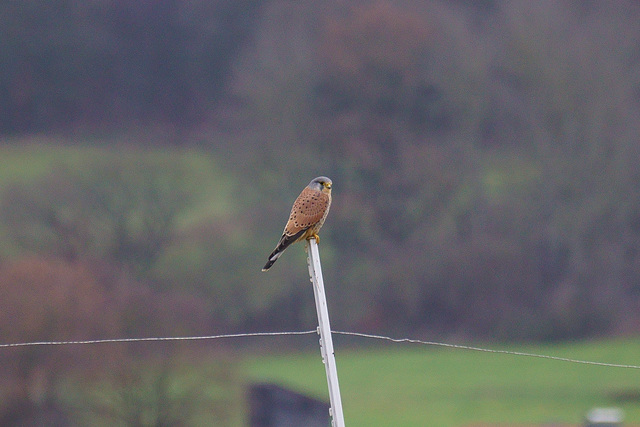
[262,176,332,271]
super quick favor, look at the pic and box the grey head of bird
[308,176,332,193]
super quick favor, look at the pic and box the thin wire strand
[0,329,638,370]
[333,331,640,370]
[0,330,317,348]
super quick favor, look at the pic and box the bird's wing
[284,188,330,236]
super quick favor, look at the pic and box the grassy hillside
[244,337,640,426]
[0,137,234,212]
[0,139,237,255]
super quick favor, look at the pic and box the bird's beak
[325,183,332,190]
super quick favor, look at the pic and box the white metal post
[305,238,345,427]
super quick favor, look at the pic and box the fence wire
[333,331,640,369]
[0,330,317,348]
[0,329,638,370]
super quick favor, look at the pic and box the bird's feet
[307,233,320,243]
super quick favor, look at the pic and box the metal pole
[305,238,345,427]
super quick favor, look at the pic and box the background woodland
[1,1,640,423]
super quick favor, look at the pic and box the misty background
[1,0,640,424]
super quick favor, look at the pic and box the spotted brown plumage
[262,176,332,271]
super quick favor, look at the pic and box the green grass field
[244,337,640,426]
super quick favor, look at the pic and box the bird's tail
[262,230,305,271]
[262,251,283,271]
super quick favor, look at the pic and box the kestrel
[262,176,332,271]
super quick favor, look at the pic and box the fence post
[306,238,345,427]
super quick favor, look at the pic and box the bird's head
[309,176,332,194]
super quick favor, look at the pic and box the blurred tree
[0,0,261,134]
[0,255,229,425]
[0,258,118,424]
[1,155,199,275]
[2,0,640,340]
[69,352,242,427]
[226,0,328,187]
[199,0,640,339]
[316,2,449,138]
